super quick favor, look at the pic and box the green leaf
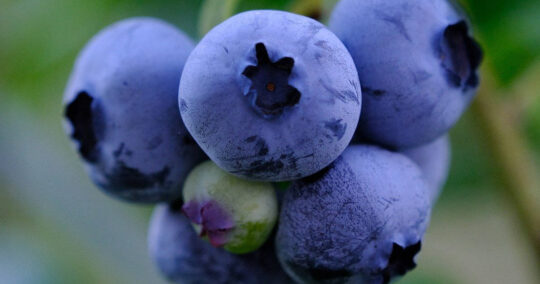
[198,0,240,38]
[236,0,291,12]
[458,0,540,86]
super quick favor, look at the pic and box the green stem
[290,0,323,18]
[471,70,540,264]
[198,0,240,38]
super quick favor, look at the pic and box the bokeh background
[1,0,539,283]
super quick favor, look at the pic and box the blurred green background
[1,0,539,283]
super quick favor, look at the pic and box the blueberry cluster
[63,0,481,283]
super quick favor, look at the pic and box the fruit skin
[276,145,431,284]
[148,203,292,284]
[329,0,482,149]
[182,161,278,254]
[63,18,206,203]
[401,135,451,204]
[179,10,361,182]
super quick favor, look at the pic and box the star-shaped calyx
[381,242,422,284]
[242,42,301,118]
[439,21,483,91]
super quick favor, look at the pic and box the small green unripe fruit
[182,161,278,254]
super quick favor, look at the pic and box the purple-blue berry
[276,145,431,283]
[401,135,451,204]
[63,18,206,202]
[179,10,361,181]
[148,203,292,284]
[329,0,482,148]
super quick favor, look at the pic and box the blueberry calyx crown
[381,242,421,284]
[182,199,235,247]
[439,21,483,91]
[242,43,301,118]
[65,91,100,163]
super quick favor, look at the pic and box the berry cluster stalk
[471,68,540,266]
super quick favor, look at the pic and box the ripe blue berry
[276,145,430,283]
[401,135,451,204]
[329,0,482,148]
[179,10,361,181]
[63,18,206,202]
[148,203,292,284]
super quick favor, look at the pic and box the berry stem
[290,0,324,20]
[471,66,540,265]
[198,0,240,38]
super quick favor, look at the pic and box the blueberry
[182,160,278,254]
[329,0,482,148]
[401,135,451,204]
[148,203,292,284]
[63,18,206,202]
[179,10,361,181]
[276,145,431,283]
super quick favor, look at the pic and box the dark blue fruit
[179,10,361,181]
[276,145,431,284]
[148,203,292,284]
[401,135,450,204]
[329,0,482,148]
[63,18,206,203]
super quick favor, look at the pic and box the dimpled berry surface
[330,0,482,148]
[63,18,206,202]
[276,145,431,283]
[179,10,361,181]
[148,204,292,284]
